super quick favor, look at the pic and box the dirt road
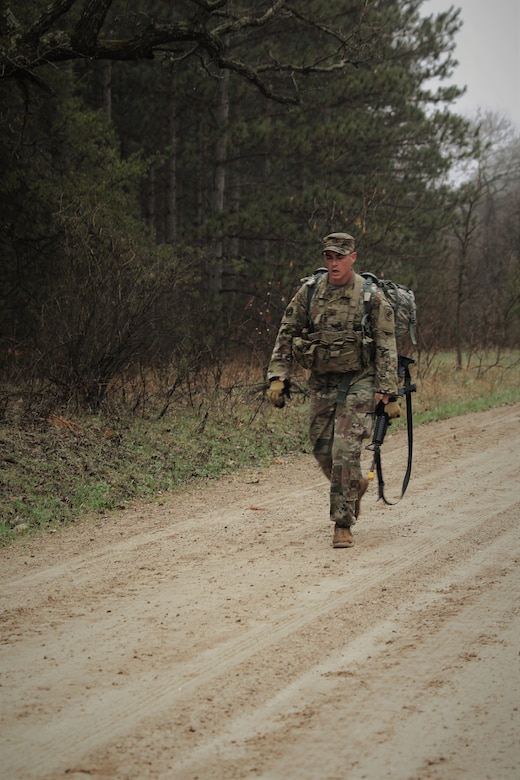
[1,404,519,780]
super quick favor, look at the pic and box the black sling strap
[335,371,355,406]
[399,358,415,499]
[370,356,416,506]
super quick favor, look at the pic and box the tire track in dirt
[0,405,519,779]
[170,533,519,780]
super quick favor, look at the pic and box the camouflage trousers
[309,375,376,528]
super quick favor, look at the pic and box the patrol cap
[322,232,355,255]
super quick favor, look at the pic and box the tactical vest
[292,273,369,374]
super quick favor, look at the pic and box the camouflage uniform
[268,269,398,528]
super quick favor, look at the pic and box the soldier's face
[323,251,357,286]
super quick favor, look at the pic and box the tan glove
[384,399,401,419]
[268,379,290,408]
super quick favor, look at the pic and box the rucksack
[360,272,417,345]
[303,268,417,345]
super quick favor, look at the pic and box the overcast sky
[422,0,520,129]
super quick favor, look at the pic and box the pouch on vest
[292,334,317,370]
[292,331,364,373]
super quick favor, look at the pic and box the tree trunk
[208,67,230,295]
[102,62,112,121]
[455,248,465,370]
[164,97,178,245]
[144,163,157,240]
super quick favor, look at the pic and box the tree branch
[25,0,77,40]
[0,0,365,104]
[72,0,112,51]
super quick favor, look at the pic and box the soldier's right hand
[384,399,401,419]
[268,378,290,408]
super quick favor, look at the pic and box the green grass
[1,350,519,544]
[412,386,520,425]
[408,350,520,424]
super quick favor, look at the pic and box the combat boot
[332,524,354,548]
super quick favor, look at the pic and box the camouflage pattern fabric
[309,376,375,527]
[268,271,398,395]
[268,271,398,528]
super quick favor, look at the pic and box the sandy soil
[1,404,519,780]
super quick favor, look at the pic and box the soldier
[267,232,400,548]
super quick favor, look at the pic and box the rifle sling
[376,359,414,506]
[335,371,355,406]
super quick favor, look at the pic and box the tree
[0,90,203,408]
[436,113,520,361]
[0,0,378,102]
[1,0,485,407]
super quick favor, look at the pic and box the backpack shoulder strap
[361,272,377,344]
[304,267,327,329]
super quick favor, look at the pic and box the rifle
[366,356,416,505]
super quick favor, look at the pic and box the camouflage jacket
[268,271,398,396]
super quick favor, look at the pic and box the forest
[1,0,519,413]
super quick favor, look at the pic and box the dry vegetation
[1,350,519,544]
